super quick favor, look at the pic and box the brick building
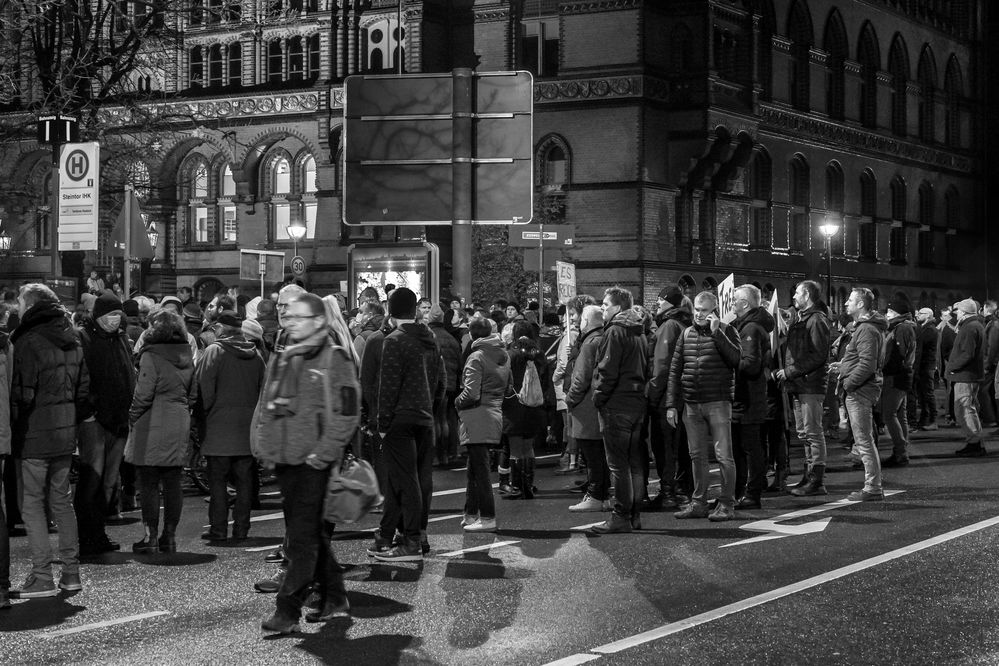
[0,0,986,310]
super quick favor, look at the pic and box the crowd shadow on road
[81,551,218,567]
[441,551,521,650]
[295,619,439,665]
[493,527,572,559]
[345,562,424,584]
[0,595,86,632]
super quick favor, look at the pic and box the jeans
[137,466,183,534]
[207,455,254,538]
[379,422,434,546]
[0,457,10,590]
[577,438,609,501]
[914,372,937,425]
[733,423,765,499]
[880,380,909,459]
[954,382,983,444]
[762,417,789,472]
[75,420,125,543]
[435,390,460,463]
[845,393,882,492]
[463,444,495,519]
[275,464,345,620]
[598,408,645,519]
[682,401,736,508]
[791,394,827,468]
[17,455,79,580]
[648,410,691,496]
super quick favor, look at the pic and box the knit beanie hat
[887,298,911,316]
[122,299,140,318]
[93,292,124,320]
[183,301,203,323]
[954,298,979,315]
[428,303,446,323]
[388,287,417,319]
[657,285,684,308]
[242,318,264,342]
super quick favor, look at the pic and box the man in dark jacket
[948,298,987,456]
[880,300,917,467]
[589,287,648,534]
[566,305,609,512]
[982,300,999,428]
[776,280,831,497]
[731,285,775,509]
[913,308,939,430]
[667,291,742,521]
[428,304,462,467]
[10,284,91,597]
[76,291,136,556]
[836,288,887,501]
[938,305,959,426]
[373,288,446,561]
[645,286,693,510]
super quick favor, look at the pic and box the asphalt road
[2,425,998,665]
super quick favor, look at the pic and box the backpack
[518,360,544,407]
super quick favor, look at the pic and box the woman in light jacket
[455,318,511,532]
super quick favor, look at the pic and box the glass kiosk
[347,242,440,305]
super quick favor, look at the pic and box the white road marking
[537,454,561,460]
[429,513,464,523]
[260,491,281,497]
[543,655,601,666]
[42,611,172,638]
[434,483,499,497]
[244,544,281,552]
[439,540,521,557]
[570,521,605,532]
[205,511,285,529]
[543,514,999,662]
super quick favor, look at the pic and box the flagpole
[124,184,131,297]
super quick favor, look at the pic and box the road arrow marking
[720,490,906,548]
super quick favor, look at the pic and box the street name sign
[508,224,574,248]
[58,142,99,251]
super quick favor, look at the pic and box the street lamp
[0,226,9,253]
[286,217,306,258]
[819,216,841,307]
[145,221,158,256]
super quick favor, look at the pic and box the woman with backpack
[502,321,555,499]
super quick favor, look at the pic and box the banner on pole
[107,190,154,259]
[717,273,736,323]
[555,261,576,304]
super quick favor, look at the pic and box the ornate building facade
[0,0,985,309]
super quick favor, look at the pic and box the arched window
[180,157,212,245]
[944,56,963,148]
[823,10,848,121]
[228,42,242,87]
[712,27,739,81]
[859,169,877,260]
[264,150,318,242]
[787,1,813,111]
[890,176,906,263]
[678,275,696,299]
[273,156,291,195]
[917,46,937,143]
[888,35,910,136]
[35,170,53,250]
[365,18,404,74]
[753,0,775,100]
[288,37,304,81]
[825,162,845,255]
[307,34,321,81]
[945,186,959,267]
[747,148,772,247]
[218,164,237,243]
[268,40,282,83]
[917,182,934,265]
[536,135,571,192]
[208,44,224,87]
[857,23,880,129]
[189,47,204,88]
[789,154,810,251]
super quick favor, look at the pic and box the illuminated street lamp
[287,217,306,258]
[819,216,841,306]
[146,220,159,256]
[0,218,9,252]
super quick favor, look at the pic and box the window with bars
[268,41,283,83]
[189,48,203,88]
[228,43,242,87]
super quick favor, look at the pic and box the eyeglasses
[283,314,321,322]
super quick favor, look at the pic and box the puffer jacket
[881,314,917,391]
[838,312,888,403]
[11,301,91,458]
[566,326,603,440]
[455,334,511,445]
[125,337,196,467]
[647,305,693,409]
[196,335,266,457]
[593,309,647,412]
[503,337,555,437]
[429,321,462,393]
[782,303,831,395]
[947,315,986,383]
[732,306,775,424]
[252,339,361,466]
[666,320,741,408]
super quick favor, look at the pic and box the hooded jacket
[593,308,648,412]
[503,337,555,437]
[377,323,446,432]
[454,334,511,444]
[125,337,196,466]
[881,314,917,390]
[732,306,775,424]
[566,326,604,440]
[196,334,266,456]
[647,304,693,409]
[11,301,91,458]
[838,311,888,403]
[79,318,137,437]
[666,319,742,408]
[429,320,463,393]
[947,314,986,383]
[782,303,831,395]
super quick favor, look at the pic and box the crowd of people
[0,274,994,635]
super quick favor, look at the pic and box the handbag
[323,453,382,523]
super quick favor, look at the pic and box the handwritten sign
[717,273,736,323]
[556,261,576,304]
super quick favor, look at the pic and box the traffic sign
[58,142,99,251]
[343,70,533,225]
[508,224,574,248]
[291,255,306,277]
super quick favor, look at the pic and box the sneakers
[460,514,479,527]
[920,423,938,431]
[366,535,394,557]
[955,443,987,457]
[708,504,736,522]
[847,489,884,502]
[58,572,82,592]
[11,574,58,599]
[254,568,286,593]
[261,612,299,634]
[588,515,632,534]
[674,503,710,519]
[880,455,910,468]
[463,518,497,532]
[569,494,605,512]
[305,598,350,623]
[264,548,285,564]
[373,544,423,562]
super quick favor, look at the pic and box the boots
[765,468,789,494]
[132,523,159,554]
[502,459,522,499]
[498,466,514,496]
[791,464,827,496]
[787,464,810,492]
[521,459,535,500]
[159,525,177,553]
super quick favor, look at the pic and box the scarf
[265,328,329,416]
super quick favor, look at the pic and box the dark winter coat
[376,323,446,432]
[10,302,91,458]
[359,323,392,431]
[593,309,647,413]
[881,315,917,390]
[947,315,986,383]
[429,321,463,393]
[939,322,957,373]
[915,321,939,376]
[985,314,999,372]
[196,335,266,457]
[665,321,742,408]
[126,338,196,467]
[838,312,888,403]
[647,305,693,409]
[455,335,511,445]
[503,338,555,437]
[79,321,137,437]
[0,332,11,457]
[782,303,831,395]
[566,326,603,440]
[732,307,775,424]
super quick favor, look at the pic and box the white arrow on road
[720,490,906,548]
